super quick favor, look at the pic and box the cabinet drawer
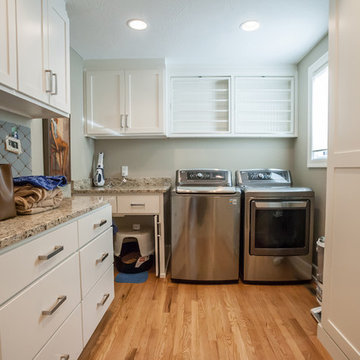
[80,227,114,298]
[34,304,83,360]
[78,205,112,247]
[0,221,78,305]
[82,264,114,345]
[117,194,160,214]
[0,254,81,360]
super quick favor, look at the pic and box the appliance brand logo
[229,199,237,205]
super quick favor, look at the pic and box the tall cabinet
[318,1,360,359]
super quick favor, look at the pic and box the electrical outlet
[122,166,128,177]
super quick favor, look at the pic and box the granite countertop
[0,196,109,251]
[72,177,172,195]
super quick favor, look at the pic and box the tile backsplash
[0,120,32,177]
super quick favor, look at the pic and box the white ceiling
[66,0,329,65]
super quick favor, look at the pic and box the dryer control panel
[236,169,292,187]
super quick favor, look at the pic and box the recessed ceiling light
[240,20,260,32]
[127,19,148,31]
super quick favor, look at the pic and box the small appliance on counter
[93,152,105,187]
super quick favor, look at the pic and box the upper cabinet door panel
[16,0,49,103]
[0,0,17,88]
[48,0,70,113]
[124,69,164,134]
[234,77,295,136]
[85,71,125,135]
[170,77,231,135]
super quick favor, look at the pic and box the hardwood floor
[79,270,332,360]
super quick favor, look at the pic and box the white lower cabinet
[0,254,81,360]
[34,304,83,360]
[82,264,115,345]
[0,221,78,305]
[0,204,114,360]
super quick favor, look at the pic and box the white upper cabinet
[85,70,125,135]
[47,0,70,113]
[234,77,295,137]
[125,70,164,134]
[170,77,231,136]
[84,68,165,137]
[0,0,70,117]
[0,0,17,89]
[168,73,296,138]
[16,0,49,103]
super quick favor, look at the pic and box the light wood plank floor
[79,270,332,360]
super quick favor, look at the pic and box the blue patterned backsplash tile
[0,120,32,177]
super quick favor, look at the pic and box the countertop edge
[0,200,109,252]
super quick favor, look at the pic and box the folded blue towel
[13,176,67,190]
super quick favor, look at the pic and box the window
[308,53,329,167]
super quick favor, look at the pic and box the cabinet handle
[42,296,67,316]
[157,221,161,236]
[96,252,109,264]
[94,219,107,228]
[51,73,58,95]
[60,355,70,360]
[45,69,53,93]
[130,203,145,207]
[120,114,124,128]
[125,114,129,128]
[97,293,110,306]
[38,245,64,260]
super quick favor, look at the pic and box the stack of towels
[13,176,67,215]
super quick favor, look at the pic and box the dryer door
[250,200,310,256]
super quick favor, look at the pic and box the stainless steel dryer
[171,169,240,282]
[236,169,314,283]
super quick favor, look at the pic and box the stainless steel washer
[236,169,314,283]
[171,169,240,282]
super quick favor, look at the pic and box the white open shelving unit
[170,77,231,135]
[234,77,295,136]
[167,70,297,138]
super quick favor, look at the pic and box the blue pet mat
[115,271,148,284]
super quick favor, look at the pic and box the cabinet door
[170,77,231,136]
[16,0,49,103]
[234,77,295,137]
[0,0,17,88]
[320,0,360,359]
[85,70,125,135]
[48,0,70,113]
[124,69,164,134]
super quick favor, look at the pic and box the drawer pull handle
[97,293,110,306]
[38,245,64,260]
[60,355,70,360]
[94,219,107,228]
[42,296,67,316]
[96,252,109,264]
[130,203,145,207]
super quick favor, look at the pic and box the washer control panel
[176,169,232,186]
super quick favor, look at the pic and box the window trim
[307,52,329,168]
